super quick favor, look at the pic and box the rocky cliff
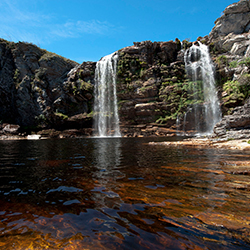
[116,0,250,137]
[209,0,250,139]
[0,0,250,138]
[0,39,95,135]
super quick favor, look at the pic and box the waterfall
[176,114,181,136]
[184,42,221,135]
[93,52,121,137]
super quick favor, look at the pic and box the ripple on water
[46,186,83,194]
[0,138,249,249]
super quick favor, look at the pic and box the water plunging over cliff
[93,52,121,137]
[184,42,221,135]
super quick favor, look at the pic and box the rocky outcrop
[116,40,189,129]
[209,0,250,57]
[208,0,250,125]
[213,98,250,139]
[210,0,250,40]
[115,0,250,136]
[0,39,95,132]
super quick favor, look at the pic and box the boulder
[224,0,250,15]
[210,0,250,40]
[2,124,20,134]
[230,40,250,55]
[213,98,250,139]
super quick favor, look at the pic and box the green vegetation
[117,54,143,86]
[35,114,48,128]
[216,55,228,67]
[156,79,206,124]
[55,112,68,120]
[39,51,59,62]
[229,60,238,68]
[39,48,76,65]
[223,80,244,106]
[71,80,93,96]
[13,68,21,87]
[228,58,250,68]
[222,74,250,111]
[239,57,250,67]
[182,39,192,50]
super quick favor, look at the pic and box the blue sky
[0,0,234,63]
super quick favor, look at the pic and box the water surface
[0,137,249,249]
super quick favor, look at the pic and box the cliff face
[116,0,250,137]
[0,39,95,132]
[0,0,250,138]
[117,40,184,126]
[210,0,250,41]
[208,0,250,139]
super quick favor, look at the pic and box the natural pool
[0,137,249,249]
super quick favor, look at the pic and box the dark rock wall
[0,41,18,123]
[116,40,188,128]
[0,39,95,131]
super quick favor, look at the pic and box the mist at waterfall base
[93,52,121,138]
[179,42,221,136]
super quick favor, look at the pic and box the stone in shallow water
[2,124,20,134]
[27,134,41,140]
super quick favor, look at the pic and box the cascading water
[184,42,221,135]
[93,52,121,137]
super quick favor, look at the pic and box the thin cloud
[1,0,50,24]
[0,0,117,45]
[51,20,115,38]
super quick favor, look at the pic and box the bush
[229,61,238,68]
[216,55,228,67]
[239,57,250,67]
[222,80,245,108]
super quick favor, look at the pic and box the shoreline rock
[213,98,250,139]
[149,138,250,151]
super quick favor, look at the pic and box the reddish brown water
[0,137,250,249]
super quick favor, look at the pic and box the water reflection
[0,138,249,249]
[92,138,123,206]
[93,138,121,172]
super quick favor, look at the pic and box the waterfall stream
[93,52,121,137]
[184,42,221,135]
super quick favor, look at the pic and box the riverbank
[0,128,93,140]
[2,130,250,152]
[149,138,250,151]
